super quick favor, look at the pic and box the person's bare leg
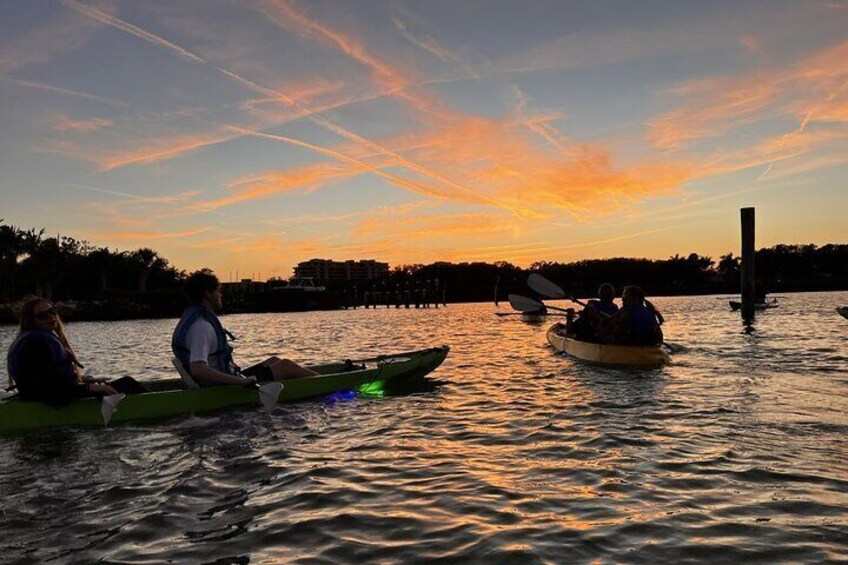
[269,358,318,379]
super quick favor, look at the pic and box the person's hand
[242,376,258,388]
[89,383,118,395]
[82,374,108,384]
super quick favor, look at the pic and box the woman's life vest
[7,330,77,390]
[171,305,237,375]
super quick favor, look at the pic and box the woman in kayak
[6,297,146,406]
[171,270,317,387]
[600,285,664,345]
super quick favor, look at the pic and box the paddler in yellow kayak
[565,283,619,341]
[598,285,664,345]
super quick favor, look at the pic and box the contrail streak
[59,0,513,213]
[2,76,129,107]
[59,0,205,64]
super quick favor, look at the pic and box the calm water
[1,292,846,564]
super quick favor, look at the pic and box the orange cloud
[98,132,238,171]
[224,125,488,204]
[238,78,347,120]
[648,40,848,150]
[57,0,503,212]
[259,0,410,93]
[90,227,212,241]
[353,213,512,239]
[366,115,692,218]
[39,129,238,172]
[192,162,362,212]
[51,114,112,132]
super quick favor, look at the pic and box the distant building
[293,259,389,282]
[221,279,266,293]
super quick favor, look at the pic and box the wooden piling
[740,207,756,318]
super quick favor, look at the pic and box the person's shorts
[241,364,275,382]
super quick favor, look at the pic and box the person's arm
[654,324,664,345]
[603,310,630,339]
[184,320,256,387]
[189,361,257,386]
[54,323,85,379]
[645,299,664,325]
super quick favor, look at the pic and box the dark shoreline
[2,287,846,326]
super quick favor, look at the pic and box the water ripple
[0,292,847,562]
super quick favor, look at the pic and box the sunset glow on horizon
[1,0,846,279]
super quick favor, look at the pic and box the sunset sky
[1,0,846,279]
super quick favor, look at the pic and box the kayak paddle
[100,393,126,426]
[508,294,572,314]
[258,382,284,410]
[527,274,594,310]
[527,273,566,299]
[494,311,567,317]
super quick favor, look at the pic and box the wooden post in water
[740,207,756,318]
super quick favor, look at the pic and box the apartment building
[293,259,389,282]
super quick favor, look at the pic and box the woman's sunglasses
[34,307,58,320]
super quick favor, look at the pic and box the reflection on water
[0,291,847,563]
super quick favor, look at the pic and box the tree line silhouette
[1,220,846,321]
[0,221,181,303]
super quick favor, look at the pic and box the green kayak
[0,346,449,433]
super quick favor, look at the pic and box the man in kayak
[566,283,619,341]
[599,285,663,345]
[171,270,317,387]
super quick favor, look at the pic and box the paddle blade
[527,273,565,299]
[258,382,284,410]
[508,293,544,313]
[101,393,126,426]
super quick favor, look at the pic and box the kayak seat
[172,357,200,389]
[343,359,365,372]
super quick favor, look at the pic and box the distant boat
[729,298,778,311]
[494,310,552,323]
[837,306,848,320]
[281,277,326,292]
[520,312,548,323]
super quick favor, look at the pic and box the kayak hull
[546,323,668,368]
[0,346,449,433]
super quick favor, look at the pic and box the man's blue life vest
[7,330,76,387]
[171,305,236,375]
[623,303,659,343]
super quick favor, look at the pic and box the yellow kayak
[546,323,669,368]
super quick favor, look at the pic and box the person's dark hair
[19,297,54,332]
[598,283,615,302]
[623,285,645,304]
[184,269,220,305]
